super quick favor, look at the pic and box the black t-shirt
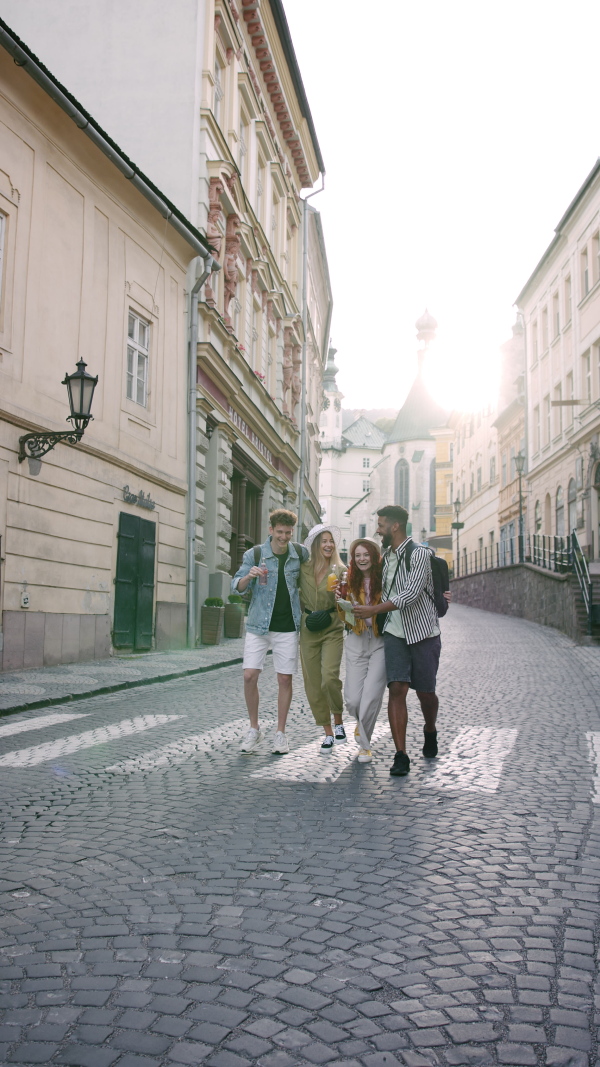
[269,550,295,632]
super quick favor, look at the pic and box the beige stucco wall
[0,50,194,667]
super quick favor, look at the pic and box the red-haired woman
[337,537,387,763]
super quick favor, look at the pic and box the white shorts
[243,631,299,675]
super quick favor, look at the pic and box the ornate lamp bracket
[18,429,84,463]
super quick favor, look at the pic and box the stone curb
[0,653,247,720]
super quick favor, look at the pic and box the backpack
[405,541,449,618]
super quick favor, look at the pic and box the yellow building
[0,25,213,668]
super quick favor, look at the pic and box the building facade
[0,0,331,621]
[318,350,386,550]
[517,161,600,564]
[0,28,212,668]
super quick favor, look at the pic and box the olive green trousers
[300,623,344,726]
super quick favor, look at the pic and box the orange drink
[326,571,338,592]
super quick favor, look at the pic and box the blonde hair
[311,530,342,582]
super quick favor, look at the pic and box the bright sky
[283,0,600,413]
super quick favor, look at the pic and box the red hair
[348,541,382,602]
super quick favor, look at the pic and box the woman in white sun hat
[336,536,387,763]
[299,524,345,753]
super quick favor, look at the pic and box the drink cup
[326,572,338,592]
[259,562,268,585]
[339,579,348,598]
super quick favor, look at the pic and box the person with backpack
[232,508,309,755]
[352,505,449,778]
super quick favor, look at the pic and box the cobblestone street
[1,604,600,1067]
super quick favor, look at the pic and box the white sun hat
[303,523,342,552]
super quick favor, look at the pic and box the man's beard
[380,532,392,549]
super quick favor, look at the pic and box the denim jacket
[231,537,309,635]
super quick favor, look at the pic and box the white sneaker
[320,736,335,753]
[240,727,262,752]
[272,731,289,755]
[357,748,373,763]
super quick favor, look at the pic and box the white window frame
[127,311,150,407]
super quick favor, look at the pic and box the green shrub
[228,594,244,604]
[204,597,224,607]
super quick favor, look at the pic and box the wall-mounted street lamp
[420,527,427,544]
[514,451,525,562]
[19,360,98,463]
[452,496,464,576]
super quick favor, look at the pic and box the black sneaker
[423,730,438,758]
[390,751,410,776]
[320,736,335,753]
[334,724,347,741]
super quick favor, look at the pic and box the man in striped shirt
[353,505,440,777]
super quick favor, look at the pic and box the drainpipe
[298,174,325,537]
[187,255,217,647]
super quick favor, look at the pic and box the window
[469,474,474,497]
[596,342,600,399]
[544,394,551,445]
[127,312,149,407]
[510,446,516,481]
[214,61,224,124]
[362,457,370,468]
[545,493,551,532]
[541,307,548,350]
[395,459,409,509]
[449,443,454,461]
[358,524,366,538]
[556,486,565,536]
[477,466,482,491]
[566,371,574,426]
[568,478,577,533]
[490,455,496,482]
[576,456,584,489]
[594,232,600,285]
[430,459,436,530]
[552,291,560,337]
[581,247,589,297]
[362,479,370,492]
[531,320,538,362]
[239,113,248,178]
[564,275,572,323]
[553,383,562,436]
[501,451,507,487]
[582,349,592,402]
[534,499,541,532]
[533,405,540,453]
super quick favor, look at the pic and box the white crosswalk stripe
[422,727,518,793]
[104,717,276,773]
[0,715,182,767]
[586,732,600,803]
[0,712,89,739]
[250,721,392,783]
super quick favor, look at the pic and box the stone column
[237,475,248,568]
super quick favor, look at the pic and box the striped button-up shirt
[381,537,438,645]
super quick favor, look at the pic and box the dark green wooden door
[113,512,156,650]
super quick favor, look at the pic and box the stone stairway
[572,571,600,643]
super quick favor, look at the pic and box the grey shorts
[383,632,441,693]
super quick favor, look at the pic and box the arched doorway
[556,486,564,537]
[544,493,551,533]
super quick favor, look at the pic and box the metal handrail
[571,530,593,636]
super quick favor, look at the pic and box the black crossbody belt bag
[304,606,336,632]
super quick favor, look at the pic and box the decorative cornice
[240,0,313,188]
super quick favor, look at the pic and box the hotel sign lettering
[228,406,273,466]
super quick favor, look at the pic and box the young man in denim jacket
[232,508,309,755]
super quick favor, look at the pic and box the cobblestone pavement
[0,640,245,717]
[1,604,600,1067]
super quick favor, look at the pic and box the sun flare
[423,336,501,414]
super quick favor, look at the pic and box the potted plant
[225,594,245,637]
[201,597,224,645]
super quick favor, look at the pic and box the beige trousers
[344,629,387,749]
[300,623,344,726]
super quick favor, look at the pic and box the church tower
[319,347,343,450]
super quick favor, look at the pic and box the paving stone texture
[0,603,600,1066]
[0,640,245,716]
